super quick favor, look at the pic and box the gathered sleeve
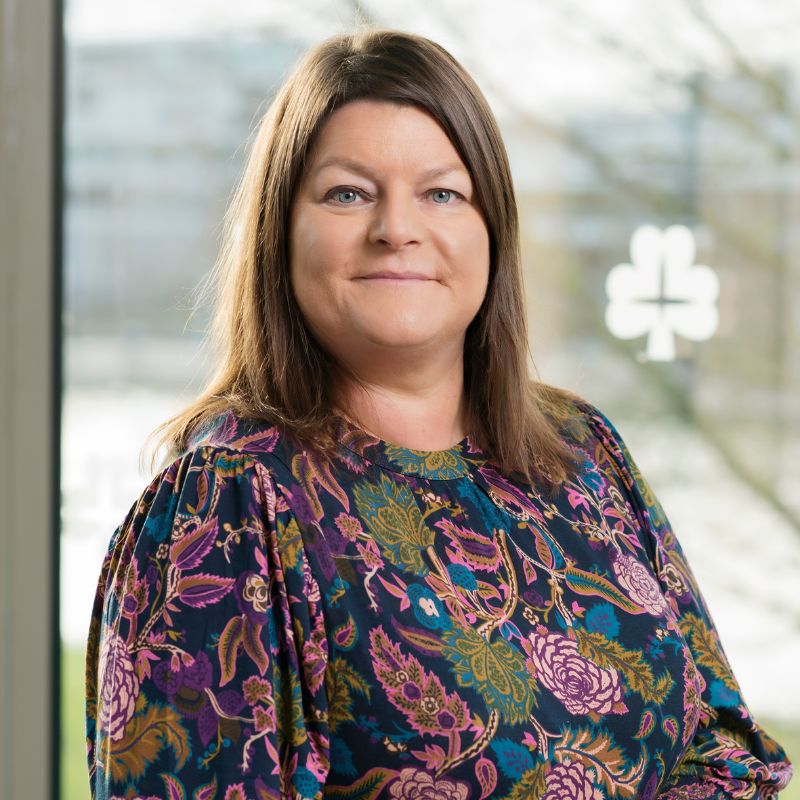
[85,445,330,800]
[582,403,793,799]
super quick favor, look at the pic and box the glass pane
[61,2,800,797]
[60,6,309,797]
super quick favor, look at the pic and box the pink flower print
[242,573,270,612]
[612,551,669,616]
[335,512,364,541]
[356,538,384,570]
[766,762,794,794]
[223,785,247,800]
[97,628,140,741]
[242,675,273,706]
[542,760,603,800]
[253,461,278,521]
[435,518,500,571]
[252,704,276,733]
[661,562,689,597]
[303,617,329,695]
[527,630,626,715]
[659,783,716,799]
[370,627,469,736]
[236,570,270,626]
[302,560,321,603]
[682,651,705,746]
[388,767,470,800]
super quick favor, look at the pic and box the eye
[428,189,462,204]
[325,186,365,205]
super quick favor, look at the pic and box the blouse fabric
[85,399,793,799]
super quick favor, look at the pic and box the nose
[367,189,423,248]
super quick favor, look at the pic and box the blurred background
[5,0,800,797]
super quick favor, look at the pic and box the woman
[86,26,792,800]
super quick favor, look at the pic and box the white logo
[605,225,719,361]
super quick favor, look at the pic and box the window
[61,4,800,797]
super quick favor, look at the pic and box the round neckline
[332,411,485,479]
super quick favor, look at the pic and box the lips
[360,272,432,280]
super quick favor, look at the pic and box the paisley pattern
[85,399,793,799]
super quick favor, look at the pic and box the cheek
[471,219,491,266]
[289,207,361,300]
[290,211,334,300]
[289,263,333,338]
[464,233,491,323]
[452,218,491,298]
[289,212,351,340]
[290,208,327,278]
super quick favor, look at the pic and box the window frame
[0,0,62,797]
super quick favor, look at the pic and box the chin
[360,321,442,350]
[366,331,438,350]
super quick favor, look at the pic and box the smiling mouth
[358,272,434,281]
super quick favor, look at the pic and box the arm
[582,402,793,799]
[85,445,330,799]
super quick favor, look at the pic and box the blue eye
[430,189,458,204]
[331,188,360,204]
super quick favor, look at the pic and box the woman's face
[289,99,490,375]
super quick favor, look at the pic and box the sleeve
[582,402,793,800]
[85,445,330,800]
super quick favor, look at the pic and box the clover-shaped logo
[605,224,719,361]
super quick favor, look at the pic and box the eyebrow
[311,156,470,182]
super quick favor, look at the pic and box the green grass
[763,719,800,800]
[61,644,799,798]
[62,644,90,800]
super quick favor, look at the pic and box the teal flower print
[447,563,478,592]
[585,602,621,638]
[292,766,321,798]
[407,584,451,631]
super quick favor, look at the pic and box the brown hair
[144,25,583,490]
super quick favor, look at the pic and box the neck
[331,356,469,451]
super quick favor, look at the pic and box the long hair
[144,25,583,490]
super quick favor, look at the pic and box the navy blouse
[86,398,792,799]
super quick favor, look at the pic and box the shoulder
[126,411,309,557]
[100,426,309,614]
[178,408,308,482]
[185,409,287,457]
[535,386,646,496]
[536,384,624,453]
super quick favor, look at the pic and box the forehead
[306,99,469,173]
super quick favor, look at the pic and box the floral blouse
[85,398,793,799]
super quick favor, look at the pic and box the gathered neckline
[331,411,486,480]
